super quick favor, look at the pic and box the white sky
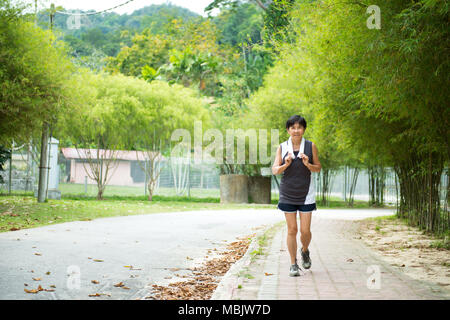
[19,0,219,17]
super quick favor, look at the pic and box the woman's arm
[272,145,292,175]
[301,142,322,173]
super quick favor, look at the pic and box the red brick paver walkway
[231,216,448,300]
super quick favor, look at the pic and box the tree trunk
[148,189,153,201]
[348,167,359,207]
[97,186,104,200]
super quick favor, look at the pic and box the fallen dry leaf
[24,288,38,294]
[45,271,50,275]
[88,293,101,297]
[124,265,142,270]
[264,273,274,276]
[32,277,41,281]
[91,280,99,284]
[147,234,252,300]
[88,292,111,297]
[113,282,124,287]
[346,258,354,262]
[93,259,104,262]
[34,253,42,256]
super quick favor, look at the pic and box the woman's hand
[285,152,294,167]
[300,153,310,168]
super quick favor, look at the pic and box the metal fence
[0,146,448,207]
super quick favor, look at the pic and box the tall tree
[0,0,76,145]
[59,70,210,200]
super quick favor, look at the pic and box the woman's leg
[299,212,312,252]
[284,212,298,264]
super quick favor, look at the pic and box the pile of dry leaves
[146,235,252,300]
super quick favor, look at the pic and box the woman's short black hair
[286,115,307,130]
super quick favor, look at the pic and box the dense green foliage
[1,0,448,237]
[0,0,76,145]
[243,0,449,234]
[38,4,199,57]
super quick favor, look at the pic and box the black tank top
[279,139,315,205]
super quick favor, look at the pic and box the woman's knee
[287,227,298,236]
[300,229,311,237]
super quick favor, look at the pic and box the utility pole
[8,141,13,195]
[34,0,37,24]
[187,157,190,198]
[37,3,55,203]
[144,159,147,196]
[26,142,31,191]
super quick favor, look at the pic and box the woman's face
[287,122,305,137]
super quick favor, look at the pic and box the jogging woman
[272,115,322,276]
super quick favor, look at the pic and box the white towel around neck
[287,136,305,159]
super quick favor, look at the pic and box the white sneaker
[289,259,301,277]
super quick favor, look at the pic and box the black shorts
[277,202,317,213]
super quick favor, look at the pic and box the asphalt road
[0,208,394,300]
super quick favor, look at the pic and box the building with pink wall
[61,148,164,186]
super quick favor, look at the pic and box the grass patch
[249,221,284,262]
[364,214,449,249]
[237,268,255,279]
[250,248,264,256]
[0,191,385,233]
[58,184,222,199]
[365,214,398,222]
[0,195,274,233]
[61,194,221,203]
[429,240,450,250]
